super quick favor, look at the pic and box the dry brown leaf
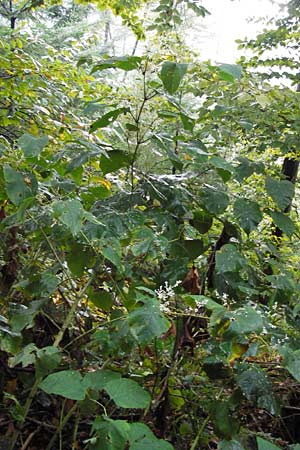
[181,266,200,294]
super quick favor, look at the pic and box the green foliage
[233,198,262,234]
[278,345,300,382]
[269,211,296,237]
[215,245,245,274]
[40,370,86,400]
[217,64,242,82]
[91,417,131,450]
[127,294,170,344]
[91,56,142,72]
[200,187,229,215]
[90,417,175,450]
[90,108,130,132]
[18,134,49,158]
[160,61,188,95]
[82,370,121,391]
[265,177,295,211]
[190,209,213,233]
[210,400,240,439]
[104,378,151,409]
[101,150,131,175]
[52,199,85,236]
[1,0,300,448]
[236,366,279,415]
[256,437,281,450]
[3,165,36,206]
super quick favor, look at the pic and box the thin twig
[71,408,80,450]
[45,403,77,450]
[20,426,41,450]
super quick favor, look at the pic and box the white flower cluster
[215,291,235,307]
[155,281,181,313]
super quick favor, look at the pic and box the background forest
[1,0,300,449]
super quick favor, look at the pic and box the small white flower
[156,281,180,313]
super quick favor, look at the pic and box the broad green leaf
[236,366,279,414]
[218,440,245,450]
[160,61,188,95]
[225,306,264,338]
[66,151,90,173]
[91,56,142,73]
[265,177,295,211]
[40,271,59,295]
[215,244,245,273]
[151,134,183,170]
[125,123,139,131]
[180,113,194,131]
[82,370,121,391]
[170,239,205,259]
[66,242,95,277]
[39,370,86,400]
[101,150,131,175]
[157,111,178,121]
[88,289,113,311]
[239,120,253,130]
[16,272,58,298]
[101,246,122,270]
[234,198,262,234]
[269,211,296,237]
[218,64,242,82]
[9,343,37,368]
[256,437,281,450]
[13,197,35,223]
[9,300,46,333]
[278,345,300,381]
[130,438,174,450]
[0,334,22,354]
[128,298,169,345]
[186,295,226,315]
[182,140,208,164]
[90,108,130,132]
[129,424,175,450]
[18,133,48,158]
[3,165,36,206]
[210,400,239,439]
[104,378,151,409]
[81,185,111,208]
[52,199,84,236]
[201,187,229,215]
[234,157,264,183]
[131,238,152,256]
[210,156,234,175]
[35,346,62,378]
[92,417,130,450]
[131,227,155,256]
[128,423,155,443]
[190,209,213,233]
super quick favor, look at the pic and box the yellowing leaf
[228,342,249,365]
[100,178,111,190]
[216,320,231,336]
